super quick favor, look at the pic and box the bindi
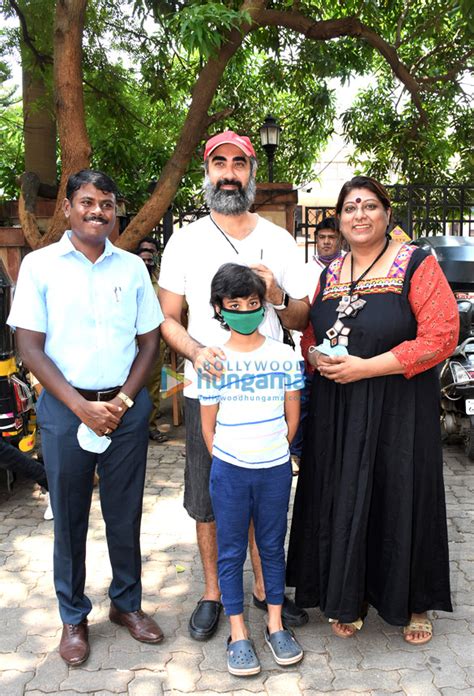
[355,197,361,203]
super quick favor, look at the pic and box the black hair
[210,263,266,328]
[336,176,392,217]
[315,216,338,235]
[136,235,159,253]
[66,169,119,203]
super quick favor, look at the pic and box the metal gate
[298,184,474,260]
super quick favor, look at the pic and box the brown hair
[335,176,392,218]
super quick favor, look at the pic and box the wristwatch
[272,291,290,311]
[117,391,134,408]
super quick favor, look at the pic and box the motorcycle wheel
[465,417,474,461]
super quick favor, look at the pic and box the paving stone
[425,650,469,689]
[399,668,441,695]
[18,633,59,654]
[333,668,401,692]
[128,669,165,695]
[264,672,302,695]
[28,692,121,696]
[445,632,474,667]
[0,444,472,695]
[25,652,68,692]
[303,692,372,696]
[0,628,28,652]
[360,646,426,671]
[298,652,334,692]
[165,651,202,692]
[196,669,265,693]
[102,648,169,672]
[0,670,35,696]
[0,652,38,672]
[61,668,134,692]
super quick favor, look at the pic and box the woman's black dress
[286,247,453,626]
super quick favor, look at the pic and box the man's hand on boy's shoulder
[193,345,226,379]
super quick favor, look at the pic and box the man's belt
[74,387,121,402]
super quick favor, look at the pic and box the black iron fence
[387,184,474,238]
[297,184,473,261]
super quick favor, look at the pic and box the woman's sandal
[329,601,368,638]
[329,617,364,638]
[226,637,261,676]
[403,617,433,646]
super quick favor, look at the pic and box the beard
[203,174,256,215]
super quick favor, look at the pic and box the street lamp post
[259,115,281,183]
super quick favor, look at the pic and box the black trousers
[37,388,151,624]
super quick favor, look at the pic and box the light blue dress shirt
[8,232,163,390]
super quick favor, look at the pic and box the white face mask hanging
[77,423,111,454]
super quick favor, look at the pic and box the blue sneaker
[264,627,304,666]
[226,637,261,676]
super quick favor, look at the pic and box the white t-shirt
[198,338,303,468]
[159,215,308,397]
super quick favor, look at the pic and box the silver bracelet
[308,345,318,354]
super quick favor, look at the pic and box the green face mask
[220,306,265,335]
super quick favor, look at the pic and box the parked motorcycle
[414,236,474,460]
[0,259,36,490]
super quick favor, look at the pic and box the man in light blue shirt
[8,170,164,665]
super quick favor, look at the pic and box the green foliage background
[0,0,472,205]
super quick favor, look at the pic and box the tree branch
[8,0,53,68]
[394,3,411,48]
[83,78,150,127]
[256,10,427,120]
[206,106,236,127]
[418,49,474,86]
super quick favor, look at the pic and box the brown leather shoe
[59,619,89,666]
[109,604,164,644]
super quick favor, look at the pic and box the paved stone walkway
[0,439,472,696]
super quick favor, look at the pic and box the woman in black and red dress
[286,176,458,645]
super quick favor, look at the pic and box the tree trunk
[42,0,91,246]
[22,64,57,187]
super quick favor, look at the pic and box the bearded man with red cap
[159,130,309,641]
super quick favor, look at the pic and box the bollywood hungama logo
[160,366,192,398]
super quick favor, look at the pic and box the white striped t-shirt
[198,337,303,468]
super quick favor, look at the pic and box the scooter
[440,331,474,461]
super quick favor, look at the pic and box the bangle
[308,346,318,354]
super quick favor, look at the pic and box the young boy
[198,263,304,676]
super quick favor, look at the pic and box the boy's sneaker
[43,493,54,520]
[264,627,304,666]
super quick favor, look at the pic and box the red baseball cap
[203,130,256,161]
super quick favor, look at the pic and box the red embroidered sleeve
[391,255,459,379]
[300,280,320,374]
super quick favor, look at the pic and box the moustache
[216,179,243,191]
[83,215,108,224]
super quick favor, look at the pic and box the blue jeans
[209,456,292,616]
